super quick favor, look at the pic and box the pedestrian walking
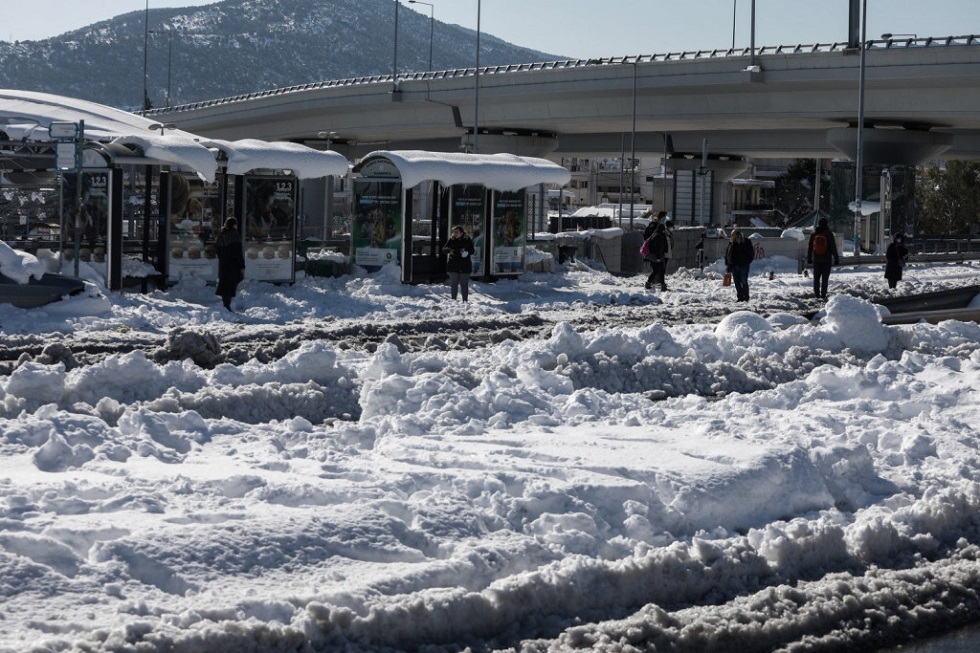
[806,218,841,299]
[643,222,670,291]
[215,217,246,312]
[884,233,909,289]
[725,229,755,302]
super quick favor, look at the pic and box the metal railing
[145,35,980,118]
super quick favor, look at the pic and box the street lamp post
[854,0,868,260]
[392,0,399,90]
[732,0,737,49]
[473,0,481,154]
[165,29,172,107]
[408,0,435,71]
[629,60,637,229]
[142,0,150,111]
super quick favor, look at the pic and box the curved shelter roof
[0,91,348,183]
[357,150,571,191]
[201,138,350,179]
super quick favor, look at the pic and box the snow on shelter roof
[201,138,350,179]
[359,150,571,191]
[0,91,348,183]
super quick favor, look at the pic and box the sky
[2,231,980,651]
[1,0,974,58]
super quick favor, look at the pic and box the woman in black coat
[442,225,476,301]
[215,217,246,311]
[884,233,909,289]
[725,229,755,302]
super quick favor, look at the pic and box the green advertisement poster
[491,190,525,274]
[353,180,402,269]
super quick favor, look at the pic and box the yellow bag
[723,273,732,287]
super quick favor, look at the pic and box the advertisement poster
[491,190,525,275]
[168,174,222,281]
[353,180,402,270]
[244,177,296,282]
[450,185,485,276]
[61,171,109,259]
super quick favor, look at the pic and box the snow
[0,240,46,283]
[361,150,572,190]
[1,91,352,183]
[1,243,980,653]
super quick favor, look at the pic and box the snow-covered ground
[2,243,980,653]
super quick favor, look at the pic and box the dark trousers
[448,271,470,301]
[646,260,667,289]
[731,265,750,301]
[812,261,832,298]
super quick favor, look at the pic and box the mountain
[0,0,563,111]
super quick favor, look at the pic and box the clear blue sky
[3,0,974,58]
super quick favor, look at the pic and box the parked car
[0,271,88,308]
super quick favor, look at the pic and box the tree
[773,159,830,227]
[917,160,980,235]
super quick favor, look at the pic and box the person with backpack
[807,217,841,300]
[642,221,670,291]
[884,233,909,289]
[725,229,755,302]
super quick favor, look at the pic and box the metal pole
[618,133,624,226]
[629,61,637,229]
[750,0,756,68]
[473,0,481,154]
[408,1,435,70]
[732,0,737,50]
[427,4,434,70]
[142,0,150,111]
[392,0,399,89]
[854,0,867,259]
[166,30,172,107]
[73,121,84,276]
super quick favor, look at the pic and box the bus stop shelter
[351,150,570,283]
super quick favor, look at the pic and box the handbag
[723,273,732,286]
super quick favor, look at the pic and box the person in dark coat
[725,229,755,302]
[644,221,670,291]
[442,225,476,301]
[215,217,246,311]
[807,217,841,300]
[884,233,909,289]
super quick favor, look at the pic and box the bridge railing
[146,35,979,117]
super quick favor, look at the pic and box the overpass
[148,35,980,166]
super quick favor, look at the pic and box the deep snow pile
[1,249,980,653]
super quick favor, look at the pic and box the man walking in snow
[807,217,840,300]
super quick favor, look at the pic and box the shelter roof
[356,150,571,191]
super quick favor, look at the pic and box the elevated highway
[149,35,980,164]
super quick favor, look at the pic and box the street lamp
[148,29,173,108]
[392,0,400,89]
[625,60,637,229]
[881,32,917,40]
[854,0,868,260]
[732,0,737,50]
[149,123,177,135]
[473,0,481,153]
[164,28,173,107]
[142,0,150,111]
[408,1,435,71]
